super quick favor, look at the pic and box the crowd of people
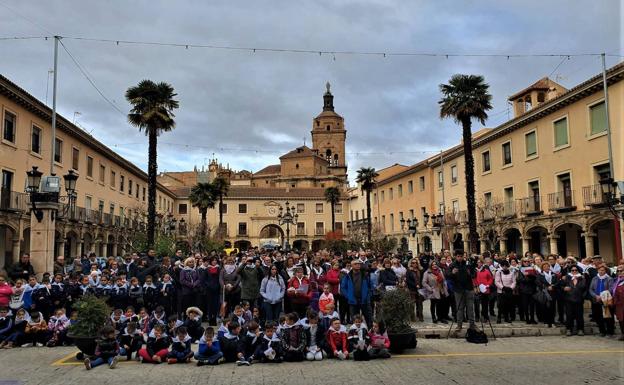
[0,247,622,369]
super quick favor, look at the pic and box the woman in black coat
[378,258,398,290]
[561,266,586,336]
[536,262,559,327]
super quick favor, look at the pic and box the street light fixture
[599,177,624,219]
[26,166,78,222]
[277,200,298,251]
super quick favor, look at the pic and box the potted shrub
[67,295,111,360]
[377,288,417,353]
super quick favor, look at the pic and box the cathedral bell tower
[311,82,347,181]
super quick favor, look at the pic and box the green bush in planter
[376,288,413,334]
[69,295,111,337]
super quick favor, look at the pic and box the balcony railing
[0,190,29,211]
[548,190,576,212]
[499,200,516,218]
[114,215,121,227]
[479,205,496,222]
[102,212,112,226]
[85,209,101,224]
[582,184,608,207]
[518,195,543,216]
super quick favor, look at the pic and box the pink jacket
[495,270,516,293]
[0,283,12,308]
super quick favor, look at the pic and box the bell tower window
[326,125,330,131]
[333,153,339,166]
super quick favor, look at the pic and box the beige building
[349,62,624,264]
[0,74,177,270]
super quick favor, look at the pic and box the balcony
[582,184,608,207]
[0,190,29,212]
[499,200,516,218]
[479,205,496,222]
[114,215,121,227]
[347,219,367,231]
[102,212,112,226]
[548,190,576,212]
[518,196,543,216]
[85,209,101,224]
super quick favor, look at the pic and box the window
[438,171,443,188]
[439,203,444,213]
[178,203,187,214]
[421,207,426,221]
[482,151,491,172]
[110,171,116,188]
[109,203,115,215]
[316,203,323,213]
[99,164,105,183]
[85,196,92,210]
[335,222,343,231]
[335,203,343,213]
[373,193,377,203]
[409,209,414,220]
[128,179,132,195]
[238,222,247,236]
[31,125,41,154]
[390,213,394,232]
[451,165,458,184]
[389,188,394,200]
[221,203,227,214]
[136,185,139,198]
[297,203,305,213]
[297,222,305,235]
[381,191,385,202]
[120,175,125,192]
[554,117,569,147]
[398,184,403,197]
[502,141,512,165]
[525,130,537,158]
[381,215,386,231]
[419,176,425,191]
[483,192,492,208]
[408,180,413,193]
[72,148,80,170]
[98,200,104,212]
[315,222,325,235]
[452,200,459,213]
[3,110,16,143]
[158,196,162,210]
[54,138,63,163]
[238,203,247,214]
[87,156,93,178]
[590,101,607,135]
[142,187,146,201]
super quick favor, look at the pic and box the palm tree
[126,80,179,247]
[356,167,379,242]
[324,186,341,232]
[189,182,217,237]
[212,176,230,228]
[439,74,492,254]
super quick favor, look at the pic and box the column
[112,242,118,258]
[57,238,66,258]
[463,239,470,253]
[521,236,531,255]
[480,239,488,253]
[548,235,559,256]
[499,237,507,256]
[89,240,96,254]
[583,232,595,258]
[12,238,20,264]
[79,238,85,257]
[29,202,58,278]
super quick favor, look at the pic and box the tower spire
[323,81,334,111]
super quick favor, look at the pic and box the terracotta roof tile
[279,146,326,160]
[253,164,281,176]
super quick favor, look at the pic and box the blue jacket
[340,270,372,305]
[198,336,221,356]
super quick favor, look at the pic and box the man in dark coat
[9,253,35,282]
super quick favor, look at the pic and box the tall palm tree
[212,176,230,228]
[439,74,492,254]
[356,167,379,242]
[126,80,179,247]
[324,186,341,232]
[189,182,217,237]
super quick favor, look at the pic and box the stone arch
[551,219,585,234]
[259,224,284,249]
[421,235,432,252]
[0,223,18,268]
[234,240,252,251]
[292,239,309,251]
[588,218,617,263]
[552,222,585,259]
[311,239,326,252]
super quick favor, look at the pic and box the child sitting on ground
[304,311,326,361]
[1,308,28,349]
[237,321,261,366]
[138,324,170,363]
[184,307,205,343]
[167,314,184,336]
[149,306,167,331]
[318,284,335,315]
[369,321,391,359]
[0,307,12,343]
[84,325,119,370]
[326,318,348,360]
[196,327,223,366]
[218,320,241,363]
[320,303,339,331]
[348,315,371,361]
[167,326,194,364]
[119,321,143,360]
[280,312,307,362]
[46,308,70,347]
[255,321,282,363]
[232,305,247,330]
[109,309,127,333]
[25,311,47,347]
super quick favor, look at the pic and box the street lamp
[600,177,624,219]
[62,169,78,219]
[277,200,298,251]
[26,166,78,222]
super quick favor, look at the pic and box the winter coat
[325,269,341,296]
[219,268,241,295]
[406,269,422,293]
[340,270,372,305]
[378,268,398,288]
[280,324,306,352]
[326,325,348,353]
[473,267,494,294]
[238,265,262,300]
[562,275,586,303]
[95,337,120,358]
[179,268,200,296]
[146,335,170,356]
[613,279,624,321]
[287,277,312,305]
[589,275,614,303]
[495,269,517,294]
[422,270,448,299]
[260,275,285,304]
[448,261,476,292]
[8,262,35,282]
[0,283,12,308]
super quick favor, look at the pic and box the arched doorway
[422,236,432,253]
[0,224,16,269]
[234,240,252,251]
[590,219,616,263]
[400,237,408,252]
[65,230,79,260]
[83,233,94,257]
[527,226,548,255]
[504,228,521,255]
[21,227,30,256]
[452,233,463,253]
[107,234,115,257]
[554,223,585,258]
[311,239,326,252]
[292,239,309,251]
[259,224,284,249]
[484,229,499,252]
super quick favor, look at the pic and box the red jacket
[473,268,494,294]
[326,326,348,353]
[287,276,312,304]
[325,269,341,296]
[0,283,12,308]
[369,330,390,349]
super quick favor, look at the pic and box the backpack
[465,328,488,344]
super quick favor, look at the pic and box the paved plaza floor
[0,335,622,385]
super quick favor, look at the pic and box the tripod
[446,290,496,340]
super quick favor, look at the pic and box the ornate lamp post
[400,217,420,253]
[277,200,298,251]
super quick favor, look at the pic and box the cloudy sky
[1,1,621,181]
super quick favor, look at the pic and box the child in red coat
[326,318,348,360]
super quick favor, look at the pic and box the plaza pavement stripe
[396,350,624,359]
[51,349,624,366]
